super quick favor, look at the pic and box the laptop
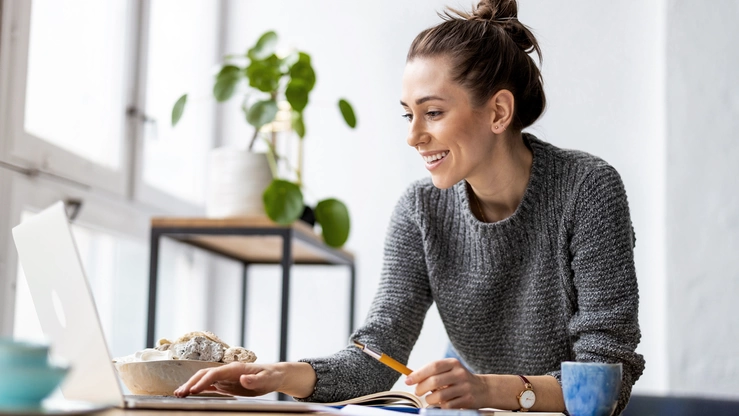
[12,201,331,412]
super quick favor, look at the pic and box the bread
[154,331,256,363]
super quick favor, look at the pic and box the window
[139,0,220,205]
[0,0,224,346]
[24,0,130,171]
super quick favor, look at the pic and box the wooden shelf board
[151,216,353,264]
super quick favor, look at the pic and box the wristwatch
[516,375,535,412]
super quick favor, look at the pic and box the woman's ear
[487,89,515,134]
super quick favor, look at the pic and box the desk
[146,216,356,363]
[100,411,334,416]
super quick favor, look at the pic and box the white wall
[217,0,737,399]
[665,0,739,397]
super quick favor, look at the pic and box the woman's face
[401,56,495,189]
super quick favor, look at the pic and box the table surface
[99,411,335,416]
[151,216,354,264]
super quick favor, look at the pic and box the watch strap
[516,375,535,412]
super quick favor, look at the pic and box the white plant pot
[205,148,273,218]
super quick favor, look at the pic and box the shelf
[150,216,354,265]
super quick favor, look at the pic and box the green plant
[172,31,357,248]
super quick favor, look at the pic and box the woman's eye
[401,113,413,122]
[426,111,442,119]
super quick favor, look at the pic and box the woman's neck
[467,132,533,223]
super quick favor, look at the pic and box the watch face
[519,389,536,408]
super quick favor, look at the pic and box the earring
[495,125,500,130]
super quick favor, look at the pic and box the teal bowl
[0,338,50,368]
[0,364,69,408]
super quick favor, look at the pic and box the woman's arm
[296,185,434,402]
[562,165,645,414]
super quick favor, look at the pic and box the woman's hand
[405,358,490,409]
[174,362,286,398]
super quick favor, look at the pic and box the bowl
[115,360,224,396]
[0,364,69,408]
[0,338,50,369]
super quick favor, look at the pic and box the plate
[0,400,112,415]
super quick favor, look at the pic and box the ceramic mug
[561,361,622,416]
[0,338,68,408]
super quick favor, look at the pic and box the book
[322,390,427,408]
[320,390,564,415]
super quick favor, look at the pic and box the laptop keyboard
[126,394,237,402]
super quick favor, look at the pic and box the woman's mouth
[422,151,449,170]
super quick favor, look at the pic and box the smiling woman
[172,0,645,414]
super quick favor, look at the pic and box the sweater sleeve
[552,165,645,415]
[295,186,434,403]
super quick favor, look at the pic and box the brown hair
[407,0,545,131]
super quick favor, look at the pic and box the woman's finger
[175,367,215,397]
[407,358,459,386]
[189,365,243,394]
[414,362,468,396]
[440,391,476,409]
[426,384,466,407]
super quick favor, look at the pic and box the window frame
[0,0,227,336]
[0,0,141,196]
[0,0,217,212]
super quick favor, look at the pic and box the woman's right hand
[174,362,316,399]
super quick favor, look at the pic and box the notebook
[12,201,330,413]
[323,391,563,415]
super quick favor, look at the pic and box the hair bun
[472,0,518,21]
[470,0,536,55]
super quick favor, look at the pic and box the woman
[176,0,645,413]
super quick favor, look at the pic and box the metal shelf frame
[146,223,356,368]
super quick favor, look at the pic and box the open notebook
[323,390,427,408]
[321,390,564,415]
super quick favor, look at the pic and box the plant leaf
[217,64,241,80]
[280,51,300,72]
[246,55,282,92]
[338,99,357,128]
[263,179,304,224]
[248,31,278,61]
[291,111,306,138]
[213,72,240,102]
[245,99,279,129]
[289,53,316,91]
[314,198,351,248]
[286,80,309,112]
[171,94,187,127]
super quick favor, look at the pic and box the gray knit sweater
[299,135,645,415]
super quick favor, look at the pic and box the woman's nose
[406,120,428,148]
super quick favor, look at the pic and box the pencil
[353,340,413,376]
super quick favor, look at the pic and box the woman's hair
[407,0,545,131]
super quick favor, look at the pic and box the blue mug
[0,338,69,409]
[561,361,622,416]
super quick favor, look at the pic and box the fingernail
[405,377,413,385]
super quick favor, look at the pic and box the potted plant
[171,30,357,248]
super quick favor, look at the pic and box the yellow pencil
[353,340,413,376]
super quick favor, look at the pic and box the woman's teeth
[423,151,449,163]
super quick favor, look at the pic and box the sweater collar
[455,133,545,232]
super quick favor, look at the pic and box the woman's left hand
[405,358,489,409]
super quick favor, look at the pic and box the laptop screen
[12,202,124,406]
